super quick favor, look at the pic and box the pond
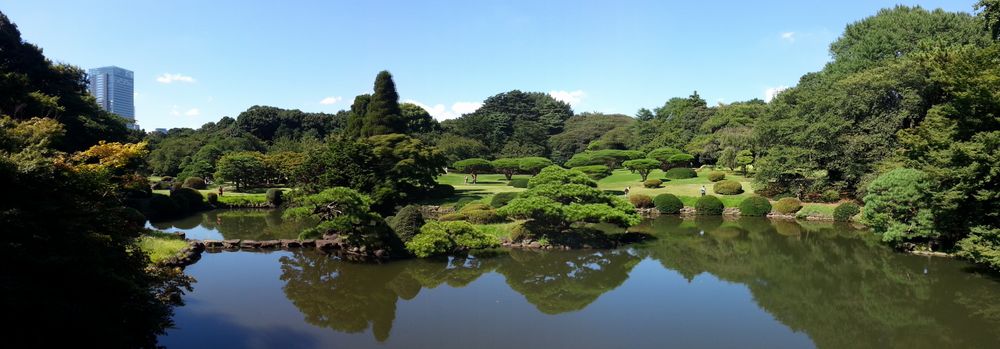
[148,209,317,240]
[157,214,1000,348]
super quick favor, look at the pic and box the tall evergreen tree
[346,94,371,138]
[362,70,404,136]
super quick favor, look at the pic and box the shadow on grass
[417,189,492,208]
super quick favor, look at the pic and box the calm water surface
[158,214,1000,348]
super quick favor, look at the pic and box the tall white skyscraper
[87,66,138,129]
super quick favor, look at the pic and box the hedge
[629,194,654,208]
[643,179,662,188]
[653,194,683,214]
[695,195,724,215]
[707,171,725,182]
[182,177,207,189]
[738,196,772,216]
[774,197,803,214]
[664,167,697,179]
[508,178,529,188]
[713,180,743,195]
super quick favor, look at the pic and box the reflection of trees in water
[158,210,318,240]
[278,251,498,342]
[496,249,641,315]
[640,217,1000,348]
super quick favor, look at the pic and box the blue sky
[3,0,979,129]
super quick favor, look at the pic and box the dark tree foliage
[548,112,634,163]
[443,90,572,157]
[234,105,342,141]
[362,71,405,137]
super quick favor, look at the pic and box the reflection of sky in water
[160,217,1000,349]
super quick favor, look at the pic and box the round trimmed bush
[170,187,204,212]
[738,196,772,216]
[490,192,519,208]
[664,167,697,179]
[708,171,725,182]
[508,178,529,188]
[643,179,662,188]
[572,165,612,180]
[206,192,219,205]
[713,180,744,195]
[822,189,840,203]
[629,194,654,208]
[389,205,425,242]
[833,202,861,222]
[182,176,207,189]
[653,194,683,214]
[266,188,283,206]
[428,184,455,199]
[465,209,503,224]
[773,197,803,214]
[695,195,724,215]
[170,181,184,191]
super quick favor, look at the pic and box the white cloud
[319,96,343,105]
[170,105,200,117]
[548,90,586,105]
[184,108,200,116]
[156,73,196,84]
[404,99,482,121]
[780,32,796,42]
[765,86,788,102]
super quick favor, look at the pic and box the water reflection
[164,216,1000,348]
[149,209,317,240]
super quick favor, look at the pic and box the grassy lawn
[426,173,528,209]
[138,232,188,264]
[596,169,756,207]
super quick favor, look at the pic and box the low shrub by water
[696,195,724,215]
[629,194,654,208]
[653,194,683,214]
[389,205,425,243]
[833,202,861,221]
[266,188,283,206]
[774,197,803,214]
[739,196,772,216]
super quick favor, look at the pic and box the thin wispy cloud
[170,106,201,117]
[319,96,343,105]
[549,90,586,105]
[780,32,796,42]
[156,73,196,84]
[404,99,482,121]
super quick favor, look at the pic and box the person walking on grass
[464,176,469,184]
[700,185,706,196]
[218,186,224,197]
[624,186,630,197]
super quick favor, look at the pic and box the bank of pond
[152,209,1000,348]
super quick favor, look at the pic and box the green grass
[597,168,755,207]
[138,232,188,264]
[473,221,521,240]
[427,173,528,209]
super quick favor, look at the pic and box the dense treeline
[1,12,183,348]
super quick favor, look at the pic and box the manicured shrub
[389,205,425,243]
[147,194,178,220]
[695,195,724,215]
[170,181,184,191]
[664,167,697,179]
[643,179,662,188]
[460,203,492,212]
[465,209,503,224]
[406,221,499,257]
[508,178,529,188]
[773,197,803,214]
[833,202,861,222]
[170,187,204,212]
[738,196,772,216]
[438,213,467,221]
[152,180,172,190]
[708,171,725,182]
[206,192,219,205]
[713,180,744,195]
[629,194,654,208]
[490,192,519,208]
[428,184,455,199]
[182,176,207,189]
[572,165,612,180]
[509,222,531,241]
[653,194,683,214]
[266,188,283,206]
[822,189,840,203]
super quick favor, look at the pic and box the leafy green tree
[214,151,266,191]
[345,94,371,138]
[735,149,754,174]
[717,147,737,170]
[497,166,640,232]
[405,221,499,258]
[622,158,660,181]
[862,168,937,246]
[442,90,572,157]
[434,133,489,164]
[284,188,400,254]
[518,157,553,175]
[400,102,440,134]
[452,158,493,183]
[979,0,1000,40]
[491,158,521,180]
[547,113,634,163]
[635,108,654,121]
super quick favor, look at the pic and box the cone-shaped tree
[362,70,404,136]
[346,94,371,138]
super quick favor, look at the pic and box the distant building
[154,128,168,134]
[87,66,138,130]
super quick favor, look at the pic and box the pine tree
[361,70,404,136]
[346,94,370,138]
